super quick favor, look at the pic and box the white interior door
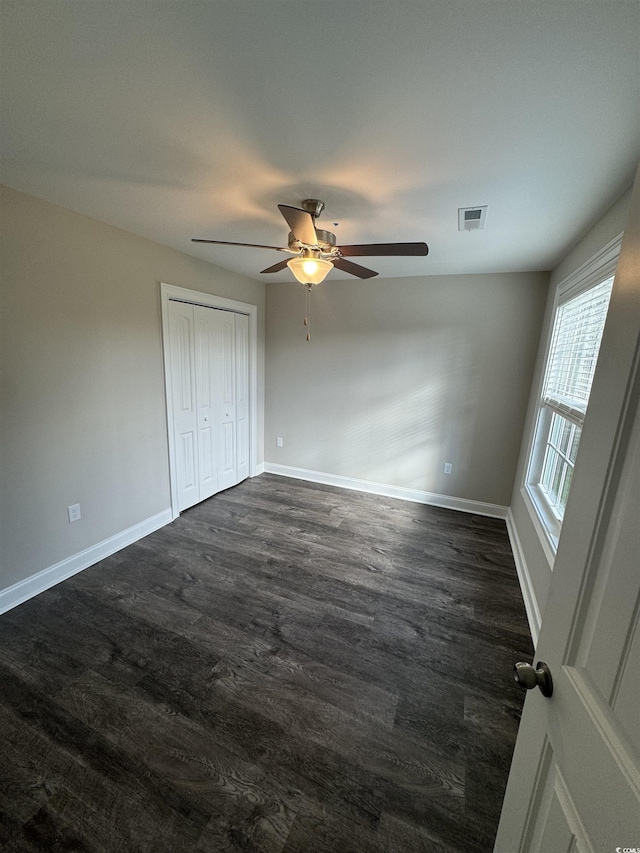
[198,304,238,494]
[193,305,221,503]
[495,178,640,851]
[168,300,249,511]
[235,311,250,484]
[168,300,200,511]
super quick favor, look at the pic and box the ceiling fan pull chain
[304,283,312,341]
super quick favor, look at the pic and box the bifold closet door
[168,301,249,511]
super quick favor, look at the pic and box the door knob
[513,661,553,697]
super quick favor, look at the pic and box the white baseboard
[0,508,174,615]
[506,508,542,646]
[263,463,509,519]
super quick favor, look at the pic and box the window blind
[543,276,614,426]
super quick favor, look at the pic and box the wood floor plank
[0,668,213,851]
[0,474,532,851]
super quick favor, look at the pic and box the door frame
[160,282,259,519]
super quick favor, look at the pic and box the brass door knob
[514,661,553,697]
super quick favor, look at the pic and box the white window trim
[521,232,623,565]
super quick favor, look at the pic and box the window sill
[521,485,557,570]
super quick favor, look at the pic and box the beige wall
[0,185,265,590]
[508,186,633,622]
[265,271,549,506]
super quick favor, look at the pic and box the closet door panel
[198,306,238,493]
[169,302,250,511]
[236,313,250,482]
[168,302,199,511]
[194,310,219,501]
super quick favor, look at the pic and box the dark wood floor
[0,474,533,853]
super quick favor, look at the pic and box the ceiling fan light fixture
[287,256,333,285]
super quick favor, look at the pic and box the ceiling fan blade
[338,242,429,257]
[332,258,378,279]
[260,259,291,274]
[277,205,318,246]
[192,238,289,252]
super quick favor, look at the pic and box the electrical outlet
[443,463,452,475]
[68,503,81,523]
[276,437,283,447]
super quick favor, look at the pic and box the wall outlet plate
[443,463,452,475]
[68,503,81,522]
[276,437,283,447]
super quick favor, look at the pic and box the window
[538,277,613,515]
[525,257,617,551]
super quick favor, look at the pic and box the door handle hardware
[513,661,553,697]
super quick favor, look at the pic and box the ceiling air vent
[458,206,488,231]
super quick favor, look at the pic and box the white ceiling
[1,1,639,281]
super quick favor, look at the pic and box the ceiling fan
[192,198,429,285]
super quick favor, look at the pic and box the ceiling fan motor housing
[288,228,337,254]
